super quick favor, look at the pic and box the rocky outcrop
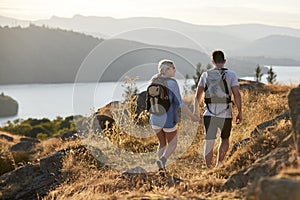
[0,150,66,200]
[94,91,147,131]
[238,79,267,93]
[0,93,19,117]
[10,138,40,152]
[225,85,300,199]
[0,145,101,200]
[225,146,297,190]
[248,173,300,200]
[288,84,300,154]
[0,93,18,117]
[230,110,290,156]
[0,134,13,142]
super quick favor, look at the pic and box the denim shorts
[151,125,177,133]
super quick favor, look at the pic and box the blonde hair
[158,59,174,75]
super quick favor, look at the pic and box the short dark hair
[212,50,225,64]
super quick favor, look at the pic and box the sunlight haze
[0,0,300,28]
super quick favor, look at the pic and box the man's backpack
[146,77,171,115]
[204,68,232,115]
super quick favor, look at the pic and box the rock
[10,141,36,152]
[96,114,115,130]
[94,91,148,131]
[122,166,148,174]
[40,150,65,174]
[229,137,251,156]
[224,146,296,190]
[247,169,300,200]
[60,130,78,141]
[0,149,68,199]
[229,111,290,156]
[0,93,18,117]
[251,110,290,137]
[0,134,13,142]
[0,164,59,200]
[249,178,300,200]
[238,79,267,93]
[288,84,300,154]
[20,137,40,143]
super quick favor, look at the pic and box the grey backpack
[204,68,232,115]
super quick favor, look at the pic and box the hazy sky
[1,0,300,28]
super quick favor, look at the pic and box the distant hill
[30,15,300,63]
[0,25,102,84]
[2,15,300,66]
[0,25,261,84]
[231,35,300,60]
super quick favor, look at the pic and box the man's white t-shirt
[198,68,239,118]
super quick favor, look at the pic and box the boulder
[229,110,290,156]
[40,150,65,174]
[122,166,148,174]
[20,137,40,143]
[0,134,13,142]
[10,141,36,152]
[0,149,69,200]
[224,146,296,190]
[0,93,18,117]
[0,164,60,200]
[59,130,78,141]
[94,91,148,131]
[247,169,300,200]
[249,178,300,200]
[288,84,300,154]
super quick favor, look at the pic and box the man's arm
[232,85,242,124]
[194,86,204,116]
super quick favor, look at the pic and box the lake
[0,66,299,126]
[241,65,300,84]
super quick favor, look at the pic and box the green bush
[0,115,84,138]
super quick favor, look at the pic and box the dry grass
[41,83,297,199]
[2,83,298,199]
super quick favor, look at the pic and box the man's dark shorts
[204,116,232,140]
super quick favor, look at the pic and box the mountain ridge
[0,25,268,85]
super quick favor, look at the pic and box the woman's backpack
[146,77,171,115]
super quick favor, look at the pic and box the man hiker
[194,50,242,168]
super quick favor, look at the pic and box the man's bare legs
[216,138,229,167]
[204,139,215,168]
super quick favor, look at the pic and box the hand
[236,113,242,124]
[191,113,200,122]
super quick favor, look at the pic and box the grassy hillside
[0,82,299,199]
[0,25,101,84]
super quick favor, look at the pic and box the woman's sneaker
[156,156,167,171]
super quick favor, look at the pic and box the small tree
[255,64,263,82]
[122,76,139,122]
[183,74,191,96]
[266,66,277,84]
[191,63,203,92]
[191,63,213,92]
[122,76,139,101]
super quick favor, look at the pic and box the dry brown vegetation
[1,82,299,199]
